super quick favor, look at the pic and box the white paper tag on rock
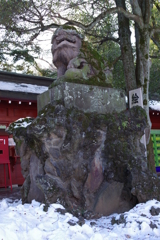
[129,88,146,152]
[129,88,143,108]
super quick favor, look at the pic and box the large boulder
[8,104,160,218]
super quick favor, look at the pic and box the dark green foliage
[10,50,34,63]
[112,60,125,89]
[149,58,160,101]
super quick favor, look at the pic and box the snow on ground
[0,199,160,240]
[0,81,48,94]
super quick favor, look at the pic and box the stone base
[37,82,126,114]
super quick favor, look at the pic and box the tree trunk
[134,0,152,144]
[115,0,137,95]
[135,26,151,143]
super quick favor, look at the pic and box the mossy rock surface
[8,103,160,216]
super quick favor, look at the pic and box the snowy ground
[0,198,160,240]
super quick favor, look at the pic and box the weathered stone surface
[84,130,105,194]
[51,26,108,85]
[94,181,124,215]
[51,27,82,78]
[28,154,45,203]
[8,103,160,218]
[37,82,126,114]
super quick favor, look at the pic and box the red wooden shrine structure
[0,71,53,188]
[149,109,160,130]
[0,135,12,190]
[0,100,37,188]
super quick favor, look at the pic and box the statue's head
[51,26,112,87]
[51,27,83,77]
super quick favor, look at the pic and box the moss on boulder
[7,103,160,217]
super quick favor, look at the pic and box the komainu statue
[51,26,112,86]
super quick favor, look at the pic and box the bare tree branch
[151,36,160,50]
[37,58,55,69]
[26,31,41,45]
[153,0,160,11]
[63,1,88,11]
[3,5,145,37]
[19,16,42,24]
[149,55,160,58]
[151,27,160,35]
[130,0,142,16]
[111,55,122,66]
[31,0,43,19]
[6,22,60,34]
[93,36,120,45]
[54,7,144,30]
